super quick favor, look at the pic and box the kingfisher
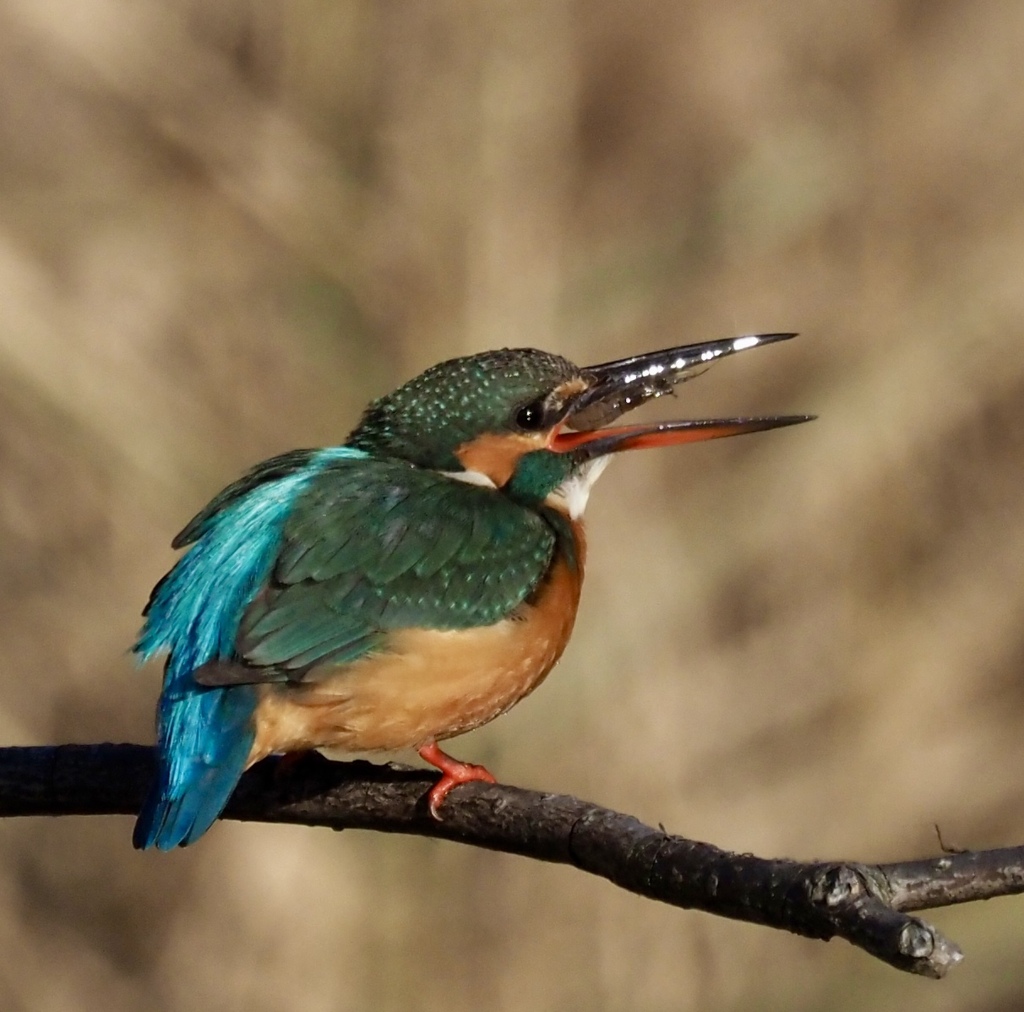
[133,332,810,850]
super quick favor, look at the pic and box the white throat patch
[547,455,611,520]
[442,468,498,490]
[443,458,610,520]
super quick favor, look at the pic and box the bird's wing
[194,456,561,684]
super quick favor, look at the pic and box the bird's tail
[132,450,350,848]
[133,683,258,850]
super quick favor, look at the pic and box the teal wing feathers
[196,457,560,684]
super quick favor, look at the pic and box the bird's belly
[249,550,582,759]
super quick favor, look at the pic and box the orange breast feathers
[248,522,587,762]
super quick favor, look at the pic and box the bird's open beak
[550,332,813,461]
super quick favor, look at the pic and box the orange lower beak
[550,415,814,460]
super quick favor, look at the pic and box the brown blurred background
[2,1,1024,1009]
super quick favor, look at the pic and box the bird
[133,333,811,849]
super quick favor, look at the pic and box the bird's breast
[249,523,586,760]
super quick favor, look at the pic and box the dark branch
[3,745,1023,977]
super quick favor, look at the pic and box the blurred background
[2,0,1024,1009]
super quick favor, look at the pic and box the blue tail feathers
[133,447,367,849]
[133,683,258,849]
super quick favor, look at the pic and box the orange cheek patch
[454,432,547,487]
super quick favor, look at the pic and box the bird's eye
[515,400,547,431]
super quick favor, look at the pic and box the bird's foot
[417,742,496,819]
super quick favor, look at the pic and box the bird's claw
[426,762,496,819]
[417,742,497,819]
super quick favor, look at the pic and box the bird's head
[347,334,811,518]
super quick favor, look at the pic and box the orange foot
[417,741,496,819]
